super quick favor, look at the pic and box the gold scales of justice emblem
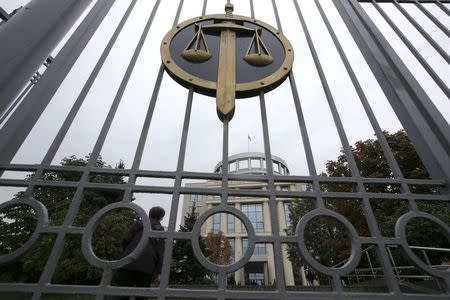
[161,2,294,122]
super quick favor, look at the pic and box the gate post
[0,0,93,116]
[332,0,450,184]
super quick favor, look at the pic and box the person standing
[305,267,316,287]
[112,206,165,299]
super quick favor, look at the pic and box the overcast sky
[0,0,449,227]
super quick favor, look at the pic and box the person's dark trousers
[110,268,152,300]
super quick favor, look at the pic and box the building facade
[181,152,309,286]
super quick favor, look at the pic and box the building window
[281,185,289,191]
[240,159,249,170]
[248,272,264,285]
[250,159,260,169]
[273,162,280,173]
[213,213,221,233]
[284,202,292,227]
[190,194,202,203]
[227,213,235,233]
[242,239,266,256]
[241,203,264,232]
[254,243,266,256]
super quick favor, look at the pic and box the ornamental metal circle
[161,3,294,121]
[0,197,48,264]
[395,211,450,278]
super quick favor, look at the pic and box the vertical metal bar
[292,0,353,181]
[41,0,138,165]
[259,90,287,297]
[217,115,230,292]
[366,250,375,278]
[272,0,326,213]
[0,0,94,115]
[333,0,450,183]
[314,0,420,224]
[294,0,406,294]
[387,246,401,282]
[421,248,444,292]
[288,71,326,210]
[392,0,450,63]
[86,0,162,168]
[127,0,184,175]
[154,2,197,298]
[322,0,420,292]
[249,0,255,18]
[202,0,208,16]
[0,6,9,21]
[66,1,137,294]
[221,118,229,202]
[31,2,161,299]
[129,65,165,173]
[370,0,450,99]
[264,1,301,296]
[96,269,112,300]
[313,0,409,183]
[0,0,116,165]
[0,82,33,126]
[436,0,450,16]
[158,87,193,298]
[421,249,431,265]
[287,75,317,178]
[292,1,351,293]
[413,0,450,38]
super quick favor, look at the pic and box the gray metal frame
[0,0,449,299]
[0,0,94,116]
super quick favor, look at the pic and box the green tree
[286,130,450,271]
[170,205,212,284]
[0,155,137,284]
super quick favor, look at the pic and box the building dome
[214,152,289,175]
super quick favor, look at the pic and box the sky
[0,0,449,227]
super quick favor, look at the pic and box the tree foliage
[170,205,212,284]
[0,155,137,284]
[204,231,233,266]
[286,130,450,270]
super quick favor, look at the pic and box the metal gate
[0,0,449,299]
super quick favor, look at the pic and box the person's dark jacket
[121,218,165,274]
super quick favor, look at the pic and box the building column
[300,265,307,286]
[264,262,269,286]
[266,245,275,285]
[282,244,295,286]
[234,237,244,285]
